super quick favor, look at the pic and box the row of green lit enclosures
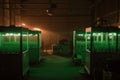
[73,26,120,80]
[0,26,42,79]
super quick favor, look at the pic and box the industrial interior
[0,0,120,80]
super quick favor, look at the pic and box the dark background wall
[90,0,120,26]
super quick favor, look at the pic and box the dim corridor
[27,54,90,80]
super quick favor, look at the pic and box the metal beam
[0,7,90,10]
[0,2,73,5]
[21,14,90,17]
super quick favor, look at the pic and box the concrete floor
[27,54,90,80]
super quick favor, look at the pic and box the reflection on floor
[27,54,90,80]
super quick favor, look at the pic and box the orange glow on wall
[22,23,26,26]
[118,25,120,28]
[86,27,91,32]
[33,27,41,31]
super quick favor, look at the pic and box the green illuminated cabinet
[0,26,29,79]
[85,26,120,80]
[29,30,42,64]
[73,30,86,65]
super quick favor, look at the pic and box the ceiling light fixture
[46,9,53,16]
[46,0,57,16]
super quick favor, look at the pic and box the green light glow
[92,32,116,37]
[2,33,20,36]
[92,33,103,36]
[87,37,90,39]
[86,34,90,36]
[29,34,37,36]
[1,33,31,36]
[23,34,28,36]
[77,34,84,36]
[85,34,90,39]
[29,34,33,36]
[98,33,101,36]
[93,33,97,36]
[109,33,116,36]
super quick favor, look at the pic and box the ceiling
[2,0,92,32]
[18,0,91,17]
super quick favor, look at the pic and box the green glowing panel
[0,32,29,54]
[75,31,85,54]
[0,33,21,53]
[29,30,42,63]
[92,32,117,52]
[22,33,29,52]
[73,30,86,63]
[85,33,91,51]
